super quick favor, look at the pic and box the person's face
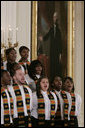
[1,72,11,86]
[63,79,74,93]
[53,15,57,24]
[35,65,42,75]
[40,78,49,92]
[20,49,29,60]
[53,77,62,91]
[13,69,25,84]
[7,50,17,62]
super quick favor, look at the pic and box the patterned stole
[53,90,61,121]
[38,91,55,126]
[13,84,32,127]
[23,85,32,127]
[19,60,30,74]
[61,90,69,127]
[70,92,76,126]
[1,87,13,127]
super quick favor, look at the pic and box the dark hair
[36,76,50,97]
[19,46,29,55]
[28,60,44,80]
[10,62,21,77]
[5,47,16,56]
[51,75,62,90]
[1,69,8,77]
[63,76,75,92]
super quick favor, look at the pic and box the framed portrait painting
[31,1,74,81]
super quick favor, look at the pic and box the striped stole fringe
[61,90,69,127]
[1,88,13,127]
[19,60,30,74]
[38,91,55,126]
[70,92,76,127]
[13,84,32,127]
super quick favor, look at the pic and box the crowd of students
[1,46,82,127]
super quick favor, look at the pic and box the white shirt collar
[41,90,47,94]
[36,74,40,79]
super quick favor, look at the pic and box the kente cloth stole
[19,60,30,74]
[61,90,69,127]
[23,85,32,127]
[1,87,14,127]
[70,92,76,126]
[13,84,32,127]
[38,91,55,126]
[54,90,61,120]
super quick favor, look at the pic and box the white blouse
[31,90,58,120]
[8,85,32,118]
[73,93,82,116]
[1,89,13,124]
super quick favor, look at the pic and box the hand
[38,36,43,41]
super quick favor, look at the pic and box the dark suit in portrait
[43,20,62,81]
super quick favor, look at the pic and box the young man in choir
[1,70,14,127]
[3,47,17,73]
[52,76,72,127]
[31,76,58,127]
[8,64,32,127]
[62,76,82,127]
[19,46,30,74]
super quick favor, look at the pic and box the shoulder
[25,74,34,83]
[64,91,72,100]
[75,93,82,103]
[7,85,15,93]
[24,85,32,93]
[50,91,55,95]
[50,91,57,99]
[65,91,71,96]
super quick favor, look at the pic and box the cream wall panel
[16,1,31,61]
[1,1,31,61]
[74,1,84,127]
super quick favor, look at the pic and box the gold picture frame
[31,1,75,78]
